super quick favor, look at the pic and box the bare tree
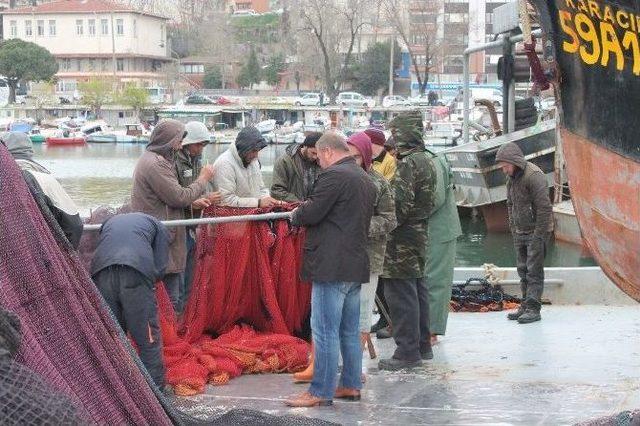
[384,0,442,95]
[295,0,373,103]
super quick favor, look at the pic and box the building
[407,0,511,94]
[2,0,172,98]
[227,0,270,14]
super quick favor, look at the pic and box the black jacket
[91,213,169,282]
[292,156,376,284]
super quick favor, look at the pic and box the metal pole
[388,30,395,96]
[83,211,293,232]
[462,29,543,144]
[110,12,117,82]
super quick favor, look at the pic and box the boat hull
[533,0,640,301]
[562,130,640,301]
[45,137,86,146]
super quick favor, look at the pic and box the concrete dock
[174,305,640,425]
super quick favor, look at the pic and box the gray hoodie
[495,142,553,237]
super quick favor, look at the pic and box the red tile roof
[4,0,168,19]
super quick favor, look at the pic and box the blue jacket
[91,213,169,282]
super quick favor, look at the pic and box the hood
[495,142,527,170]
[146,119,185,160]
[235,126,268,159]
[3,132,33,161]
[285,142,301,157]
[364,127,386,146]
[389,111,424,156]
[347,132,373,171]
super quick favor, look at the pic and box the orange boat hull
[562,130,640,302]
[46,137,86,146]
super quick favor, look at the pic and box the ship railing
[82,211,293,232]
[462,29,543,145]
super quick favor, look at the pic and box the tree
[263,54,285,87]
[118,84,149,121]
[384,0,443,95]
[236,49,261,89]
[351,41,401,96]
[78,78,112,118]
[0,39,58,104]
[203,67,222,89]
[296,0,371,103]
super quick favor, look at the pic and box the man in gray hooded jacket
[3,132,83,249]
[495,142,553,324]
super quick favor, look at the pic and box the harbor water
[33,143,595,268]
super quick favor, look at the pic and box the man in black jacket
[91,213,169,388]
[285,132,376,407]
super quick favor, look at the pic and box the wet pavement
[173,305,640,425]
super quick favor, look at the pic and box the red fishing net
[158,206,312,396]
[0,145,175,424]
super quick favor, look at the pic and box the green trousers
[425,239,457,335]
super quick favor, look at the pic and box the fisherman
[131,119,215,314]
[365,127,396,181]
[378,111,437,371]
[212,126,280,208]
[496,142,553,324]
[346,132,396,358]
[285,132,376,407]
[175,121,222,308]
[364,127,397,337]
[91,213,169,389]
[270,132,322,202]
[3,132,83,249]
[424,149,462,344]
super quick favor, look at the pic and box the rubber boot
[517,300,541,324]
[293,344,314,383]
[507,304,527,320]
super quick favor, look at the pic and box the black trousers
[384,277,430,362]
[513,232,551,308]
[375,278,390,326]
[93,265,165,387]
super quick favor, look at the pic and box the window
[133,19,137,37]
[116,58,124,72]
[37,20,44,36]
[76,19,83,35]
[101,58,109,71]
[25,20,32,36]
[62,59,71,71]
[87,59,95,70]
[101,19,109,35]
[9,20,17,37]
[49,20,56,36]
[116,19,123,35]
[88,19,96,36]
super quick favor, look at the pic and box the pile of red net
[158,206,312,396]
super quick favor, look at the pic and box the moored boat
[46,136,86,146]
[532,0,640,301]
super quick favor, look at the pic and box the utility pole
[388,31,395,96]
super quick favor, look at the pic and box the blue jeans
[309,281,362,400]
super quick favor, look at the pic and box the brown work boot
[284,391,332,407]
[293,345,314,383]
[334,387,361,401]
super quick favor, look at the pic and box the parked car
[382,95,410,108]
[337,92,375,108]
[185,94,231,105]
[408,94,431,106]
[294,92,325,106]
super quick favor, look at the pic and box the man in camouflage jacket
[379,111,437,371]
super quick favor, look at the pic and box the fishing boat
[531,0,640,301]
[46,136,86,146]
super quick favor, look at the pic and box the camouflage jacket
[381,148,437,279]
[367,169,397,274]
[175,148,202,220]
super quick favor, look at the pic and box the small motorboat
[29,133,46,144]
[87,132,117,143]
[46,136,87,146]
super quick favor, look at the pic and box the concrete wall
[453,266,637,306]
